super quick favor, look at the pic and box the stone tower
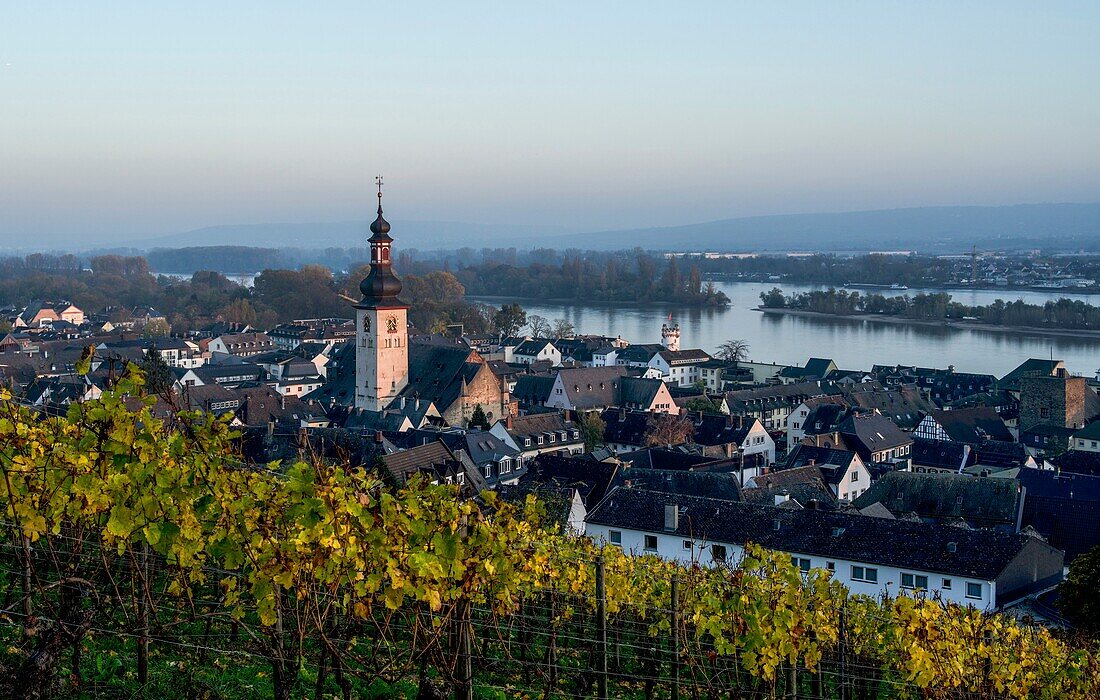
[661,321,681,352]
[354,177,409,411]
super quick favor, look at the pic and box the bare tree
[527,315,551,338]
[551,318,575,339]
[643,412,695,447]
[716,338,750,364]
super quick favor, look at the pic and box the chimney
[619,408,627,422]
[774,491,790,506]
[664,504,679,531]
[505,414,513,430]
[563,408,572,423]
[374,430,383,445]
[267,419,275,438]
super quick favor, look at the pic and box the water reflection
[471,281,1100,377]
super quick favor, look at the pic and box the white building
[585,489,1064,610]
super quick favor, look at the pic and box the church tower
[354,177,409,411]
[661,320,681,351]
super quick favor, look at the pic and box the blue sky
[2,2,1099,246]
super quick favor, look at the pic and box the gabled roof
[518,453,619,509]
[615,344,665,364]
[599,408,650,446]
[744,465,838,508]
[852,471,1021,529]
[587,488,1049,580]
[924,407,1013,444]
[400,343,482,414]
[514,338,556,356]
[612,468,742,501]
[512,374,555,405]
[911,438,969,471]
[1073,420,1100,442]
[617,376,665,408]
[998,358,1063,390]
[657,349,711,365]
[556,366,628,410]
[618,447,732,472]
[783,444,858,477]
[838,413,911,459]
[501,412,577,439]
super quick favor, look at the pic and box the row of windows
[522,430,580,447]
[610,531,986,600]
[482,458,515,479]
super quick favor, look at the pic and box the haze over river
[473,282,1100,378]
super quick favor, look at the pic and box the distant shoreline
[754,306,1100,340]
[467,294,730,309]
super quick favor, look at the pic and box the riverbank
[755,306,1100,340]
[468,294,730,309]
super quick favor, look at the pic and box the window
[711,544,727,563]
[900,573,928,590]
[826,561,835,572]
[966,582,982,600]
[942,579,952,590]
[483,465,493,479]
[524,438,532,447]
[791,557,811,573]
[500,459,511,474]
[851,566,878,583]
[609,530,622,546]
[850,471,859,483]
[644,535,658,551]
[682,540,692,551]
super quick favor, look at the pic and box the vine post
[670,574,680,700]
[595,555,608,700]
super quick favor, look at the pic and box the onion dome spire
[369,175,391,238]
[358,175,404,304]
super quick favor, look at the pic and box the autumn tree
[578,411,606,451]
[491,303,527,336]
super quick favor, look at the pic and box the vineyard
[0,366,1098,699]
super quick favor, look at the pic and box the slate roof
[587,488,1045,580]
[743,466,838,508]
[400,343,481,414]
[911,438,969,471]
[924,407,1013,444]
[690,413,753,447]
[842,385,930,430]
[512,374,555,405]
[1052,450,1100,477]
[380,439,486,493]
[838,412,911,460]
[616,344,665,364]
[503,412,578,440]
[612,469,742,501]
[1013,469,1100,561]
[617,376,665,409]
[801,403,848,436]
[1073,421,1100,442]
[852,471,1021,529]
[658,349,711,365]
[514,339,556,356]
[998,359,1062,391]
[557,366,628,410]
[599,408,650,446]
[618,447,734,472]
[233,386,327,427]
[783,444,858,484]
[517,453,619,509]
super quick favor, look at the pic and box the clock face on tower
[386,315,399,333]
[362,315,370,332]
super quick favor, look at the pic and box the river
[472,282,1100,378]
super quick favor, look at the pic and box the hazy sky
[3,2,1099,247]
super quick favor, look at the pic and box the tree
[1059,544,1100,635]
[469,404,490,430]
[643,412,695,447]
[578,411,606,452]
[139,318,171,338]
[491,303,527,337]
[140,347,173,395]
[683,396,722,415]
[527,315,551,338]
[551,318,575,339]
[716,338,750,364]
[760,287,786,308]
